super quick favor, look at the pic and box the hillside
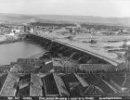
[0,13,130,27]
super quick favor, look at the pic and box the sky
[0,0,130,17]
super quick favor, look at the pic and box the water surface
[0,40,45,65]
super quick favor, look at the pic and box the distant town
[1,22,130,41]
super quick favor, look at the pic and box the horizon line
[0,12,130,19]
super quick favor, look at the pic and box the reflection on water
[0,40,45,65]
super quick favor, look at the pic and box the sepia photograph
[0,0,129,99]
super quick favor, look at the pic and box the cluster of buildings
[0,55,129,97]
[0,22,129,39]
[26,22,130,37]
[0,24,30,42]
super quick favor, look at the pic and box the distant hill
[0,13,130,27]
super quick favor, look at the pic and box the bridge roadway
[29,33,124,66]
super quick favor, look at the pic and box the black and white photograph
[0,0,129,99]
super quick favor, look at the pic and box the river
[0,40,46,65]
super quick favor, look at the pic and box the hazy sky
[0,0,130,17]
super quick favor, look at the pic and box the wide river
[0,40,46,65]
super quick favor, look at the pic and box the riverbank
[0,39,22,45]
[0,35,25,45]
